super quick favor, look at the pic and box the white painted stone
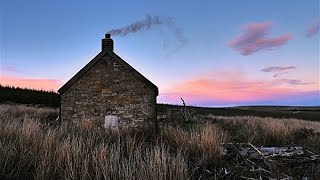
[104,115,119,129]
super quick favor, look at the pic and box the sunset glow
[0,75,63,91]
[159,71,318,106]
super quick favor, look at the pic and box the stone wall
[60,55,157,128]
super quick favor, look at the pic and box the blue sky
[1,0,319,106]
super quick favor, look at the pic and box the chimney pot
[102,33,114,51]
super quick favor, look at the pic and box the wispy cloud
[261,66,296,78]
[2,64,22,73]
[261,66,296,72]
[0,75,63,91]
[273,72,288,78]
[229,22,292,55]
[273,79,315,86]
[306,19,320,37]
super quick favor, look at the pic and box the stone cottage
[58,34,158,128]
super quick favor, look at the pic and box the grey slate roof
[58,50,158,95]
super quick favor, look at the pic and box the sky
[1,0,319,107]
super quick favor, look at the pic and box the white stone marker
[104,115,119,129]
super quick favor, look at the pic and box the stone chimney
[102,33,114,51]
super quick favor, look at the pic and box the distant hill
[157,104,320,121]
[0,85,60,107]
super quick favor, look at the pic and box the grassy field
[157,104,320,121]
[0,104,319,179]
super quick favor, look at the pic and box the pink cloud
[229,22,292,55]
[159,72,316,105]
[306,19,320,37]
[0,75,63,91]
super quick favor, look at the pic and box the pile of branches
[219,143,320,179]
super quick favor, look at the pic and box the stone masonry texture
[60,54,157,128]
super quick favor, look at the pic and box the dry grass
[0,105,189,180]
[0,104,56,120]
[207,115,320,146]
[161,124,227,163]
[0,104,319,179]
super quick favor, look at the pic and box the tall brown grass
[0,105,191,179]
[161,124,227,162]
[207,115,320,146]
[1,104,319,179]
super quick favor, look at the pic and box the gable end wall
[60,54,156,127]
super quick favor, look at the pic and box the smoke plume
[107,14,187,53]
[306,19,320,37]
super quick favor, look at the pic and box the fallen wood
[222,143,320,179]
[224,143,306,159]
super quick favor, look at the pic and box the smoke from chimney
[107,14,187,54]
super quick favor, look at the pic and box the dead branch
[180,97,190,122]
